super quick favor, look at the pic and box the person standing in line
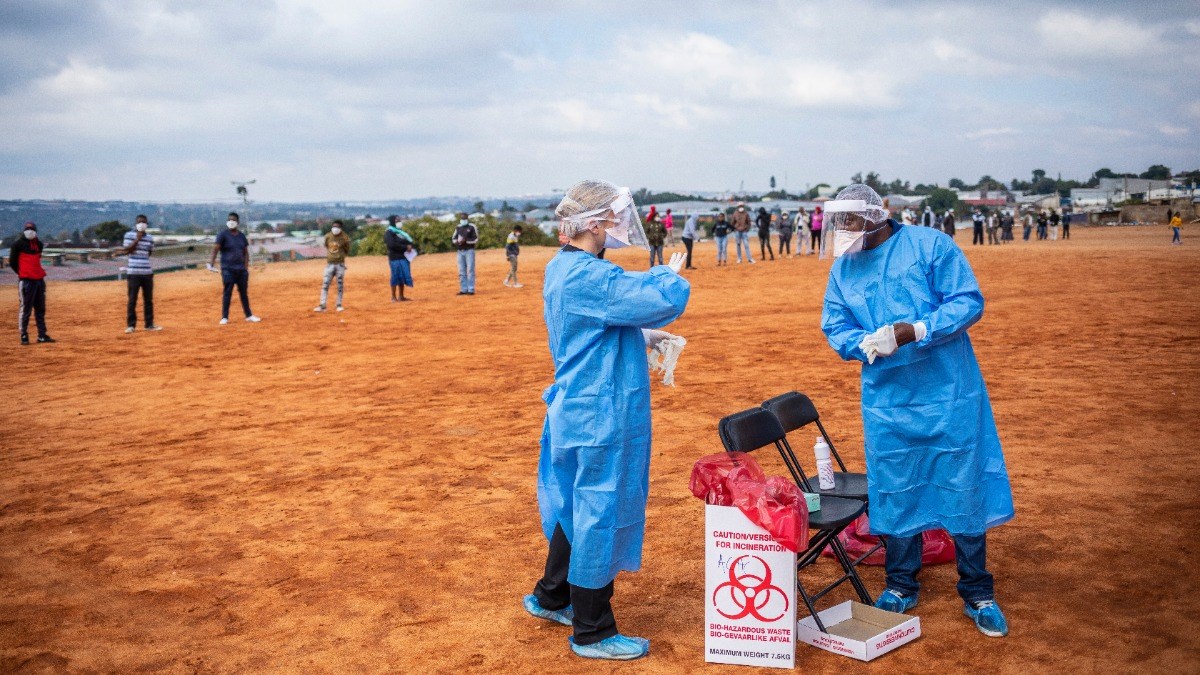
[663,208,675,246]
[1061,212,1071,240]
[1048,210,1060,241]
[943,211,956,238]
[810,206,823,254]
[645,209,666,267]
[778,210,794,258]
[1036,211,1049,240]
[1171,212,1183,245]
[712,212,731,266]
[314,220,351,312]
[453,214,478,295]
[1022,210,1034,241]
[986,211,999,245]
[755,207,775,261]
[385,215,415,302]
[731,203,755,264]
[9,222,54,345]
[1000,212,1014,244]
[922,206,934,227]
[504,224,524,288]
[972,210,985,245]
[681,212,698,269]
[797,207,811,256]
[208,212,261,325]
[934,211,944,233]
[121,214,162,333]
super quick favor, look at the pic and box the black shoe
[37,335,55,343]
[457,291,467,295]
[20,334,29,345]
[467,291,475,295]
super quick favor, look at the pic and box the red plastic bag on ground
[689,452,766,506]
[728,476,810,553]
[821,514,956,565]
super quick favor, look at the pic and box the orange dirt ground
[1,225,1198,673]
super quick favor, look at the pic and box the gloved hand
[858,324,898,365]
[206,263,218,273]
[667,252,685,274]
[642,328,674,350]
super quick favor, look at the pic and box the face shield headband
[826,198,890,257]
[560,187,649,249]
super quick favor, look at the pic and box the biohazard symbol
[712,555,789,622]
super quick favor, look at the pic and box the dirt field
[1,225,1197,673]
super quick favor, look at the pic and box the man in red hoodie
[9,222,54,345]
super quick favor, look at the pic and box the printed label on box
[704,504,796,669]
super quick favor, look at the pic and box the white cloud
[960,127,1018,141]
[737,144,779,159]
[1036,10,1160,58]
[1159,124,1189,136]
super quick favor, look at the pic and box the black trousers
[221,268,252,319]
[778,234,791,255]
[533,523,617,646]
[17,279,47,338]
[758,234,774,260]
[127,274,154,328]
[682,237,694,268]
[973,224,984,245]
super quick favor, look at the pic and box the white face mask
[226,220,238,230]
[331,227,342,235]
[136,223,148,232]
[24,229,36,240]
[833,230,865,257]
[602,220,630,249]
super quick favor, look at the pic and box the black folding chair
[761,391,868,502]
[718,407,874,632]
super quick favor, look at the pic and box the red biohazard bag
[727,475,810,553]
[821,514,956,565]
[689,452,766,506]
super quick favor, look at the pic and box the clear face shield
[561,187,649,249]
[825,199,890,257]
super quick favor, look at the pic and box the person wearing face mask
[524,179,690,661]
[810,206,823,254]
[730,202,754,264]
[208,212,261,325]
[453,214,479,295]
[756,207,775,261]
[384,215,416,302]
[120,215,162,333]
[711,213,731,266]
[9,222,54,345]
[821,184,1014,639]
[314,220,351,312]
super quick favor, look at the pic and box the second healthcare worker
[525,179,690,661]
[820,184,1015,638]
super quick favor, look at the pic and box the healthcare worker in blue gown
[523,179,690,661]
[821,184,1015,638]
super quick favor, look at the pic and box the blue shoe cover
[569,634,650,660]
[964,599,1008,637]
[874,589,919,614]
[523,594,573,626]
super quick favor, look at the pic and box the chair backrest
[761,391,818,433]
[717,407,787,453]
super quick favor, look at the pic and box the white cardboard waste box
[704,504,797,669]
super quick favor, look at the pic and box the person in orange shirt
[1171,214,1183,245]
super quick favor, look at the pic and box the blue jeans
[649,245,664,266]
[715,235,728,261]
[1173,227,1181,243]
[884,532,994,603]
[456,249,475,292]
[734,231,754,262]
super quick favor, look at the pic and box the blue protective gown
[538,246,690,589]
[821,222,1014,538]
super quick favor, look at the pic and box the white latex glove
[858,324,898,365]
[667,252,685,274]
[206,263,218,273]
[642,328,672,350]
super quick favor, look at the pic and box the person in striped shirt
[121,215,162,333]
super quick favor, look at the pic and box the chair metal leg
[827,536,874,604]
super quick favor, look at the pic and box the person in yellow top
[1171,214,1183,245]
[315,220,352,312]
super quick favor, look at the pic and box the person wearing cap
[9,222,54,344]
[314,220,351,312]
[821,184,1014,639]
[453,213,478,295]
[208,212,261,324]
[120,214,163,333]
[730,203,754,264]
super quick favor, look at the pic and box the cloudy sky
[2,0,1198,201]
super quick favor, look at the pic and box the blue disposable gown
[538,247,691,589]
[821,222,1014,538]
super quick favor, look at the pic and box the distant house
[524,208,556,222]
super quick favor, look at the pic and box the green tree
[86,220,129,243]
[924,187,960,213]
[864,171,883,193]
[472,201,485,213]
[804,183,830,199]
[1140,164,1171,180]
[256,222,273,233]
[352,224,387,256]
[948,178,967,190]
[1032,169,1047,183]
[769,175,776,190]
[522,202,538,212]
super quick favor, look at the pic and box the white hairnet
[554,179,649,247]
[826,184,890,230]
